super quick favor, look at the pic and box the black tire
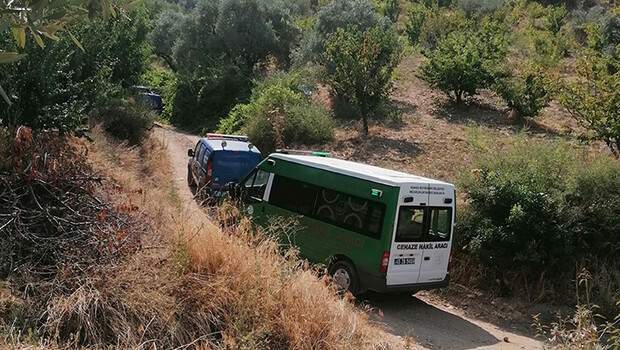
[187,167,196,189]
[329,260,360,295]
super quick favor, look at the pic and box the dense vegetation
[457,134,620,315]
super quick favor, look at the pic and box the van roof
[200,138,261,153]
[270,154,452,187]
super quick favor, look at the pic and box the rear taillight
[380,251,390,273]
[206,160,213,178]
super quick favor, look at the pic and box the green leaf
[67,30,85,52]
[125,0,143,12]
[12,27,26,48]
[30,28,45,48]
[0,52,26,64]
[0,84,11,105]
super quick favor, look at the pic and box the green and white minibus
[234,151,455,294]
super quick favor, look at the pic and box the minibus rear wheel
[329,260,359,295]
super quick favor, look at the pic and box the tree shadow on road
[361,293,500,350]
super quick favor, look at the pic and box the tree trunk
[609,139,620,159]
[455,90,462,104]
[362,113,369,136]
[360,101,369,136]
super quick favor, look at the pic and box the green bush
[321,25,402,134]
[545,4,567,35]
[457,0,506,17]
[458,136,620,304]
[92,99,155,145]
[405,3,430,45]
[141,64,177,121]
[493,65,550,123]
[373,0,400,22]
[0,15,150,131]
[418,9,470,50]
[217,78,333,153]
[559,52,620,158]
[420,22,506,103]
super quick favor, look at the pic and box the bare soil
[322,54,608,185]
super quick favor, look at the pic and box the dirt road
[157,126,541,350]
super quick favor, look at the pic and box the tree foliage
[493,65,550,123]
[151,0,299,129]
[559,53,620,158]
[373,0,400,22]
[322,26,402,135]
[405,3,429,45]
[0,14,150,130]
[420,22,506,103]
[294,0,386,64]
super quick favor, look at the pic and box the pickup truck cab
[187,134,262,196]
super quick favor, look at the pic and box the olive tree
[295,0,386,64]
[322,26,402,135]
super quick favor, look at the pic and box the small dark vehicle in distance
[132,85,163,114]
[187,133,262,198]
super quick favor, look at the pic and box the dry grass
[2,126,392,348]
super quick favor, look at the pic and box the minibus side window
[395,207,425,242]
[269,175,317,215]
[428,208,451,241]
[314,188,385,239]
[269,175,385,239]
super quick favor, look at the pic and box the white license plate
[394,257,415,265]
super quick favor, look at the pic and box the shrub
[559,52,620,158]
[418,8,470,50]
[493,65,550,123]
[405,3,430,45]
[525,28,571,67]
[92,99,155,145]
[457,0,506,17]
[458,135,620,305]
[373,0,400,22]
[0,15,150,131]
[545,4,567,35]
[321,25,402,135]
[420,22,506,103]
[141,64,177,121]
[217,81,333,153]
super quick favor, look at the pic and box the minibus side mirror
[187,148,194,157]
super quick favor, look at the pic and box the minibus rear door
[417,186,454,284]
[386,196,429,286]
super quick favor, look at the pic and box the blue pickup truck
[187,134,262,197]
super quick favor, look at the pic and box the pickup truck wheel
[329,260,359,295]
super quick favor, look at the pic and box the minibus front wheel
[329,260,359,295]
